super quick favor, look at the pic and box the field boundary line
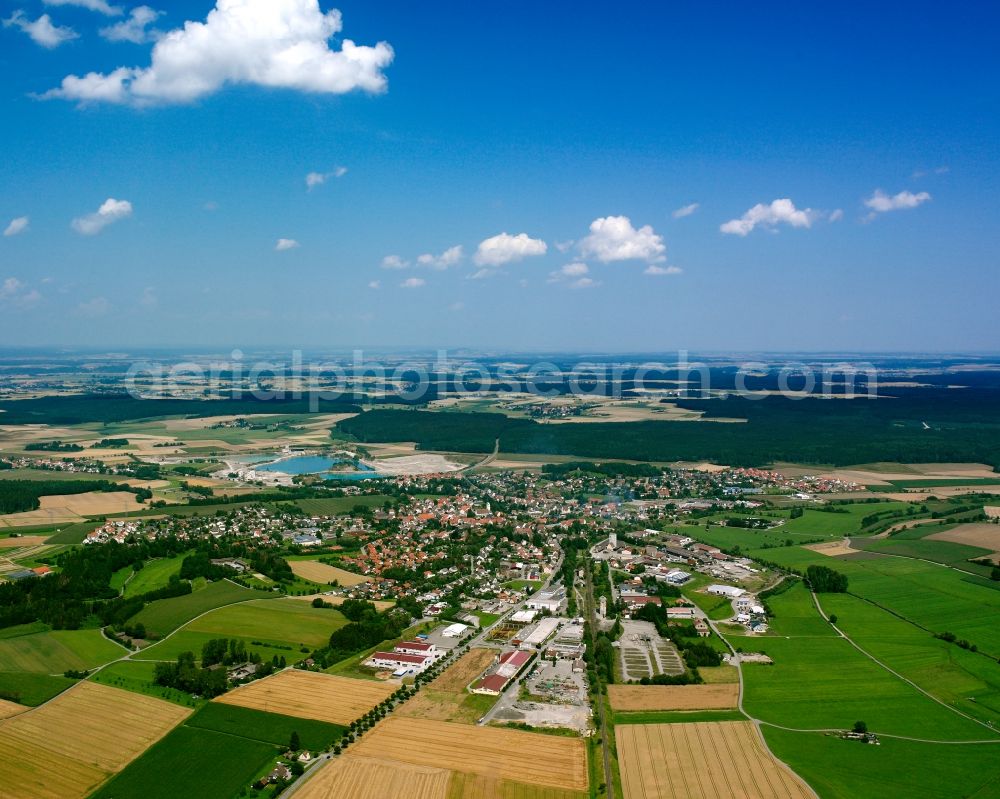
[811,590,1000,736]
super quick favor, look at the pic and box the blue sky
[1,0,998,352]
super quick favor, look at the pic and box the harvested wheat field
[0,681,190,799]
[804,540,856,558]
[928,523,1000,552]
[616,722,812,799]
[40,491,145,516]
[352,717,588,792]
[608,684,739,712]
[431,648,496,692]
[297,754,450,799]
[0,698,26,719]
[0,535,49,547]
[448,772,587,799]
[215,669,394,725]
[290,559,370,586]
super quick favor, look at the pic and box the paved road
[584,562,615,799]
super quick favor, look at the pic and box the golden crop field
[608,684,739,711]
[929,522,1000,551]
[448,772,588,799]
[0,698,26,719]
[290,559,370,586]
[215,669,394,725]
[0,681,190,799]
[431,648,496,692]
[352,718,588,792]
[616,722,812,799]
[297,754,451,799]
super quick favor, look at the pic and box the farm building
[514,617,561,648]
[707,584,746,598]
[470,649,534,695]
[441,622,469,638]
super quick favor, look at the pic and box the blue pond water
[256,455,383,480]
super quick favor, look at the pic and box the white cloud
[44,0,122,15]
[644,264,683,276]
[0,278,24,299]
[400,277,425,289]
[548,262,599,289]
[275,238,299,251]
[44,0,394,106]
[474,232,547,267]
[672,203,699,219]
[720,198,818,236]
[468,268,493,280]
[78,296,110,317]
[4,11,78,48]
[0,278,43,309]
[829,209,844,222]
[3,217,29,237]
[100,6,162,43]
[863,189,931,215]
[449,301,464,311]
[140,286,158,307]
[579,216,666,262]
[912,165,949,179]
[416,245,463,270]
[367,280,380,289]
[71,198,133,235]
[305,165,347,189]
[381,254,408,269]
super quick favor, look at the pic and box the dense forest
[0,393,363,425]
[336,391,1000,468]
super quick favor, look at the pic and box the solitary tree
[853,720,868,735]
[289,730,301,751]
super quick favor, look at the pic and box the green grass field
[187,702,345,751]
[137,599,347,664]
[291,495,391,515]
[89,660,203,708]
[0,627,123,674]
[818,592,1000,726]
[762,727,1000,799]
[128,579,271,638]
[45,521,101,545]
[762,580,839,638]
[123,554,187,598]
[90,725,277,799]
[0,670,75,705]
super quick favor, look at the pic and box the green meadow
[0,627,123,674]
[123,554,187,598]
[128,579,271,638]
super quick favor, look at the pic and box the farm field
[351,717,588,791]
[0,697,26,718]
[607,684,739,712]
[0,627,123,674]
[297,754,451,799]
[0,491,145,528]
[0,670,76,705]
[398,648,499,724]
[761,580,840,638]
[927,521,1000,554]
[616,722,812,799]
[734,631,994,741]
[127,578,271,637]
[123,554,186,597]
[762,727,1000,799]
[748,544,1000,656]
[89,660,202,707]
[138,598,347,664]
[292,495,392,515]
[447,773,587,799]
[90,724,276,799]
[216,668,395,725]
[187,701,346,751]
[817,592,1000,726]
[289,558,370,586]
[0,681,189,799]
